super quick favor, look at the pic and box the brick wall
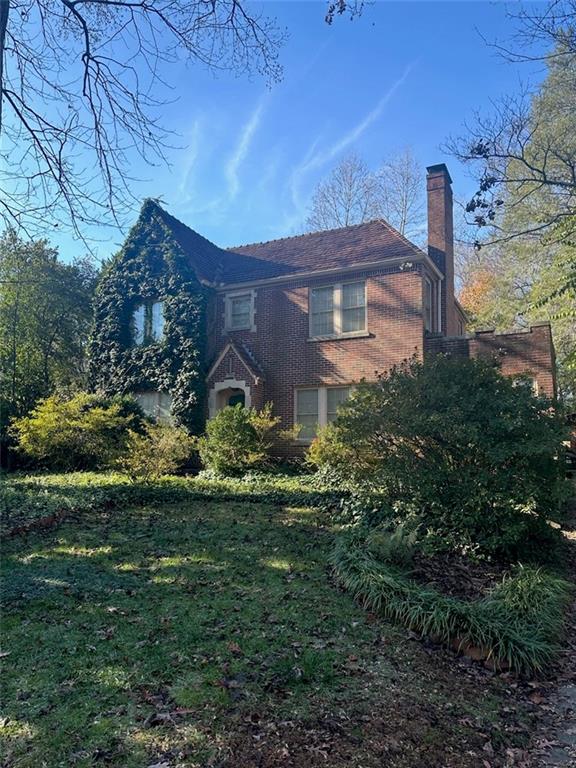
[424,323,557,398]
[206,265,425,454]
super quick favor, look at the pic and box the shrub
[10,393,142,470]
[197,403,281,476]
[309,356,569,560]
[117,423,196,483]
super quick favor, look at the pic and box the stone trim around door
[208,378,252,419]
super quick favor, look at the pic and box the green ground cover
[0,475,552,767]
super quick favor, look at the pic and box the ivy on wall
[89,200,208,433]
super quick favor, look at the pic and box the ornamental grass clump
[331,532,572,675]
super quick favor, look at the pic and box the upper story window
[225,291,255,331]
[132,301,164,345]
[309,281,366,339]
[423,276,436,332]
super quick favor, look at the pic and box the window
[309,281,366,339]
[423,277,434,332]
[295,388,319,441]
[512,376,539,395]
[225,292,254,331]
[132,301,164,345]
[295,386,352,441]
[342,282,366,333]
[327,386,350,422]
[133,391,172,423]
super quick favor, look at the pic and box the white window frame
[512,375,539,396]
[423,276,434,332]
[224,290,256,332]
[308,281,367,340]
[132,300,164,346]
[294,385,353,442]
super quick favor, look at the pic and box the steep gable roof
[225,220,426,283]
[151,202,428,287]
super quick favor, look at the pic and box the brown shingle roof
[154,203,426,286]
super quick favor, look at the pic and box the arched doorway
[209,379,251,418]
[217,387,246,410]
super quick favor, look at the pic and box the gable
[207,342,264,384]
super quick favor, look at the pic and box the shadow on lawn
[2,500,349,766]
[3,496,561,768]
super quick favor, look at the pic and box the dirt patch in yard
[410,550,511,601]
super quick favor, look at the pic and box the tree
[0,230,96,457]
[377,148,425,241]
[305,148,425,241]
[454,45,576,398]
[448,3,576,245]
[0,1,366,242]
[305,154,382,232]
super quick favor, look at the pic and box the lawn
[1,479,551,768]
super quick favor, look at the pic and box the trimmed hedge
[331,531,572,675]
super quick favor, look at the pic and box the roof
[153,203,428,287]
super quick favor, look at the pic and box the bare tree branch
[305,149,426,242]
[0,0,289,244]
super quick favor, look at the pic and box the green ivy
[88,200,207,432]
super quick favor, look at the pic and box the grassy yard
[1,485,550,768]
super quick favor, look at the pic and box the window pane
[327,387,350,421]
[230,295,251,328]
[311,286,334,312]
[342,306,366,333]
[311,311,334,337]
[157,392,173,423]
[342,282,366,332]
[151,302,165,340]
[296,389,319,440]
[133,305,145,345]
[134,391,157,417]
[298,415,318,440]
[342,282,365,309]
[310,287,334,336]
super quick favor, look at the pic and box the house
[90,164,557,453]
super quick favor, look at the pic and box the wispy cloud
[288,63,415,218]
[178,118,203,202]
[225,99,265,200]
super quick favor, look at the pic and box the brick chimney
[426,164,456,336]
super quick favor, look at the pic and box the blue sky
[55,1,546,261]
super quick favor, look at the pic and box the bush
[309,356,569,560]
[117,423,196,483]
[332,531,572,674]
[10,393,142,471]
[197,403,281,476]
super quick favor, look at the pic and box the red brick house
[98,163,556,450]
